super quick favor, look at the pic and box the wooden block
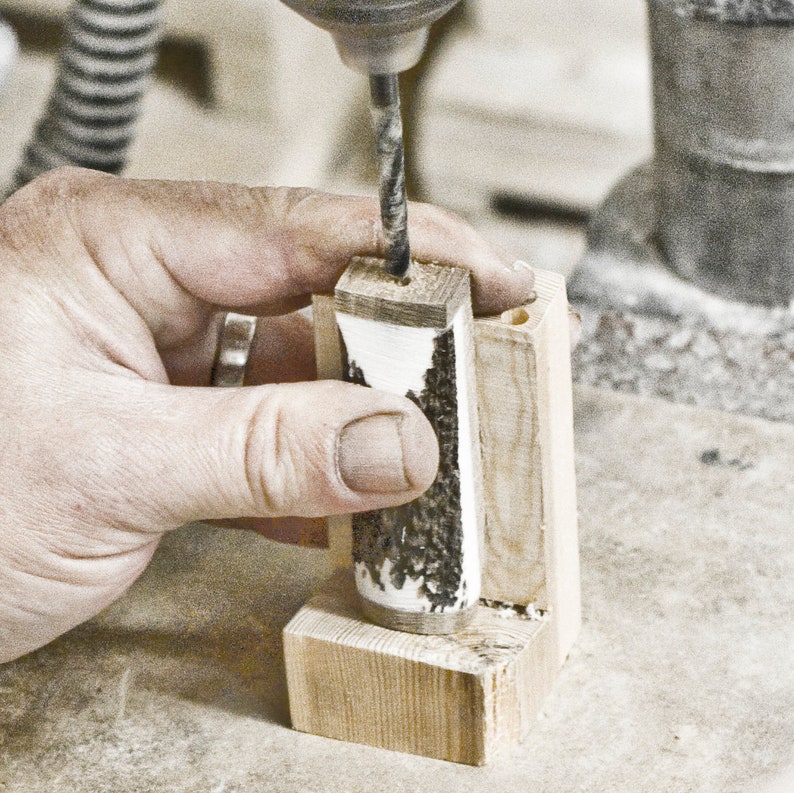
[311,293,353,568]
[291,267,580,762]
[415,34,652,217]
[475,269,581,667]
[334,258,483,634]
[283,569,556,766]
[312,293,344,382]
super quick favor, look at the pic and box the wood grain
[312,293,351,565]
[284,569,553,766]
[335,257,471,327]
[476,269,581,667]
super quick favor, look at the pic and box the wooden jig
[334,258,483,634]
[284,262,580,765]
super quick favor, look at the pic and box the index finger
[13,169,536,328]
[3,168,534,343]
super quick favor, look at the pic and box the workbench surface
[1,386,791,792]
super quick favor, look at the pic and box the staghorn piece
[334,257,483,634]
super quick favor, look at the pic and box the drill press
[281,0,484,637]
[281,4,581,760]
[279,0,461,279]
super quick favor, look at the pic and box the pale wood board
[533,275,581,666]
[283,569,554,766]
[476,302,545,607]
[476,270,581,667]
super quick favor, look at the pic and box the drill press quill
[279,0,461,279]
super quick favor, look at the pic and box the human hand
[0,168,536,663]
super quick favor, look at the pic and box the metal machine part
[279,1,461,280]
[211,312,258,388]
[649,0,794,306]
[569,163,794,424]
[10,0,163,194]
[279,0,460,74]
[569,1,794,421]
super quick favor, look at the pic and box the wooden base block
[284,571,557,766]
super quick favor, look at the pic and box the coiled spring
[11,0,163,193]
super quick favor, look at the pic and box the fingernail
[338,414,410,493]
[510,259,533,274]
[338,412,438,494]
[506,259,536,298]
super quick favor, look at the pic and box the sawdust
[571,306,794,424]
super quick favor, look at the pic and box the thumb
[121,380,440,529]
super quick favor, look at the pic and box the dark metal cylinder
[648,0,794,306]
[370,73,411,280]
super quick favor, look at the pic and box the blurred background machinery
[0,0,790,422]
[0,0,651,252]
[0,0,365,189]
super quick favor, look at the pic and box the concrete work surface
[0,386,792,792]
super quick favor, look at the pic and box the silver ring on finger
[211,312,258,387]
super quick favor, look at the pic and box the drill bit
[369,72,411,282]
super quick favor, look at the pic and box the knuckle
[259,185,331,290]
[282,186,322,215]
[242,392,307,517]
[0,167,110,257]
[17,166,106,209]
[251,185,315,226]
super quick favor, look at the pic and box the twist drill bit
[369,72,411,282]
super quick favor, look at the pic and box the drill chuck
[280,0,460,73]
